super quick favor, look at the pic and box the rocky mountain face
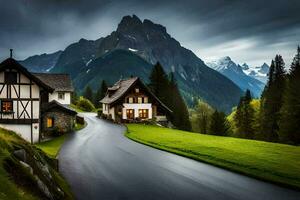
[19,51,62,72]
[243,63,270,84]
[21,15,243,113]
[206,57,265,97]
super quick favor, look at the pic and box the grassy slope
[0,130,38,200]
[0,128,73,199]
[126,124,300,189]
[36,122,86,158]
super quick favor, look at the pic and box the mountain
[19,51,62,72]
[243,63,270,83]
[21,15,243,113]
[206,57,265,97]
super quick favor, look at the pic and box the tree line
[230,47,300,144]
[191,46,300,145]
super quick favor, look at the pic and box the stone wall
[42,108,75,136]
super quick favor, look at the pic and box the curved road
[59,113,300,200]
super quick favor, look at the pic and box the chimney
[10,49,13,58]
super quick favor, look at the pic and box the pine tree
[279,46,300,144]
[168,73,191,131]
[234,90,255,139]
[83,85,94,103]
[209,110,229,136]
[148,62,169,104]
[260,55,286,142]
[148,63,191,131]
[94,80,108,108]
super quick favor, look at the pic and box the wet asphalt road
[59,113,300,200]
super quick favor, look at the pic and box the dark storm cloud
[0,0,300,66]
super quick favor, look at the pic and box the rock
[19,161,33,174]
[13,149,26,162]
[34,175,53,200]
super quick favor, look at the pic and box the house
[0,57,76,143]
[100,77,171,122]
[33,73,77,137]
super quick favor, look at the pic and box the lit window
[138,97,142,104]
[47,118,54,128]
[2,101,13,113]
[143,97,148,103]
[126,109,134,119]
[128,97,134,104]
[135,88,139,93]
[58,92,65,100]
[138,109,148,119]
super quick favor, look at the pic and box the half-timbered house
[0,58,53,143]
[100,77,171,123]
[0,56,77,143]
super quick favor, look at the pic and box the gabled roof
[33,73,74,92]
[100,77,172,113]
[42,100,77,115]
[0,58,54,92]
[101,77,138,104]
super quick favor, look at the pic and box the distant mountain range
[20,51,62,72]
[206,57,267,97]
[19,15,243,113]
[242,63,269,84]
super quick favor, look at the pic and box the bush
[76,97,95,112]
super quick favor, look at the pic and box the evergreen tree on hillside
[148,62,169,104]
[168,73,191,131]
[234,90,255,139]
[148,63,191,131]
[260,55,286,142]
[209,110,229,136]
[94,80,108,108]
[279,47,300,144]
[83,85,94,103]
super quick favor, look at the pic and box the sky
[0,0,300,67]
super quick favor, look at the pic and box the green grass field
[35,134,68,158]
[126,124,300,189]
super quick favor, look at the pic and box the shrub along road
[59,113,300,200]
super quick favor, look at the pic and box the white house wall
[122,103,153,119]
[0,124,39,143]
[49,92,71,105]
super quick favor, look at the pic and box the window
[138,97,143,104]
[135,88,139,93]
[139,109,148,119]
[126,109,134,119]
[5,72,17,84]
[143,97,148,103]
[1,101,13,113]
[128,97,134,104]
[47,117,54,128]
[58,92,65,100]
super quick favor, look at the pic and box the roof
[100,77,172,113]
[33,73,74,92]
[42,100,77,115]
[0,58,54,92]
[101,77,138,104]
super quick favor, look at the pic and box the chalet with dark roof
[100,77,171,122]
[0,57,76,143]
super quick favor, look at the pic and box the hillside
[19,51,62,72]
[0,128,73,200]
